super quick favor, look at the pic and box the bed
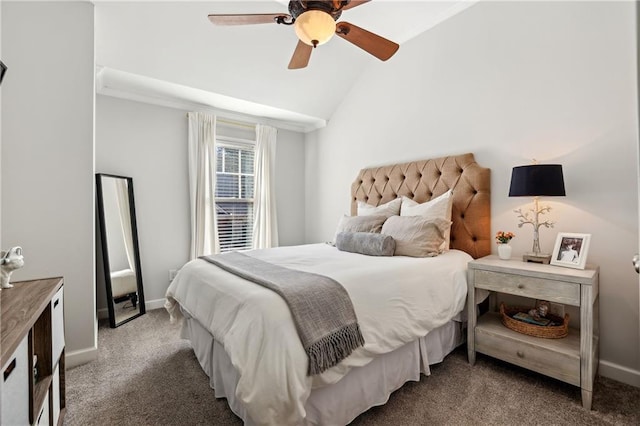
[110,268,138,306]
[165,153,491,425]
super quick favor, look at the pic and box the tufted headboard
[351,153,491,259]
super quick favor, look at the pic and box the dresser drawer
[475,317,580,386]
[53,363,61,425]
[474,270,580,306]
[36,390,50,426]
[1,335,30,426]
[52,286,65,366]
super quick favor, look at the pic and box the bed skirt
[180,309,464,425]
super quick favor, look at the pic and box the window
[215,139,255,252]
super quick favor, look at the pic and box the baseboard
[97,298,166,320]
[145,298,166,311]
[66,346,98,369]
[599,360,640,388]
[97,307,108,320]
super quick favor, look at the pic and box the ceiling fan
[208,0,399,69]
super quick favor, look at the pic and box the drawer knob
[517,284,524,289]
[516,351,525,358]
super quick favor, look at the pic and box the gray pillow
[334,215,387,243]
[335,232,395,257]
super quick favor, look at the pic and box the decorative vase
[497,243,512,260]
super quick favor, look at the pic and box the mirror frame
[95,173,146,328]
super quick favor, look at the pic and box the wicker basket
[499,303,569,339]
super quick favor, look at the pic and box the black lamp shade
[509,164,566,197]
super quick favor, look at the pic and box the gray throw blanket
[200,252,365,376]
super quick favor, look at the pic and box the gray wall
[1,1,96,366]
[95,95,306,311]
[305,1,640,386]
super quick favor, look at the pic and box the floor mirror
[96,173,146,327]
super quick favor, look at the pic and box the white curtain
[115,179,136,272]
[252,124,279,249]
[188,112,219,259]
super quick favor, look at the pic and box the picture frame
[550,232,591,269]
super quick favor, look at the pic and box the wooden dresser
[1,277,65,425]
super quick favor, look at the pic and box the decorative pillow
[400,189,453,251]
[381,216,452,257]
[357,197,401,218]
[335,232,395,257]
[334,215,387,243]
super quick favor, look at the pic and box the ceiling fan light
[294,10,336,47]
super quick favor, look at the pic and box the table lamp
[508,163,566,263]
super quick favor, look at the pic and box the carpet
[65,309,640,425]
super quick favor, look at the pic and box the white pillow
[400,189,453,251]
[357,197,401,218]
[381,216,451,257]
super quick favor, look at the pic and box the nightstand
[467,255,599,410]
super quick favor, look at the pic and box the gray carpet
[65,309,640,425]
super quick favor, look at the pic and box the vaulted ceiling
[95,1,476,130]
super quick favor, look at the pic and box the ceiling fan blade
[335,21,399,61]
[288,40,313,69]
[342,0,372,11]
[208,13,290,26]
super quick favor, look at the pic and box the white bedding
[165,243,471,426]
[110,268,137,298]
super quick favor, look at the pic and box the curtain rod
[218,118,256,130]
[185,113,256,130]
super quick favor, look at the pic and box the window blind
[215,142,255,252]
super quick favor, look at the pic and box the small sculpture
[0,246,24,290]
[528,300,550,320]
[536,301,550,317]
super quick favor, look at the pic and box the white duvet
[165,243,471,426]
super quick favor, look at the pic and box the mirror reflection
[96,174,145,327]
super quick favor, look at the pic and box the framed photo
[550,232,591,269]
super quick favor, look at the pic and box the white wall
[96,95,306,311]
[305,1,640,386]
[0,0,3,249]
[1,2,96,366]
[274,126,306,247]
[96,95,191,308]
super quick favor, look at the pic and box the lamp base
[523,253,551,264]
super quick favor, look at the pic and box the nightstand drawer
[475,315,580,386]
[474,270,580,306]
